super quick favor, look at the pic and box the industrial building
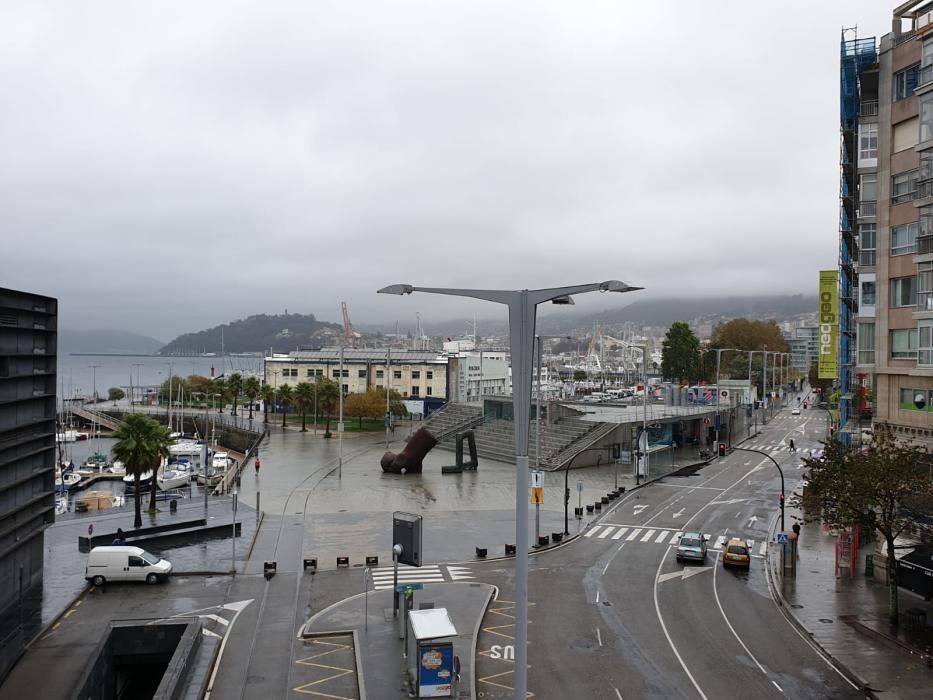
[843,3,933,448]
[0,288,57,681]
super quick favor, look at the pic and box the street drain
[602,601,612,606]
[819,618,834,624]
[791,604,803,609]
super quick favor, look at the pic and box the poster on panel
[818,270,838,379]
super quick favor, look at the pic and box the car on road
[85,545,173,586]
[675,532,708,563]
[722,538,750,569]
[791,407,801,415]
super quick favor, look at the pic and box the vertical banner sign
[418,644,454,697]
[818,270,839,379]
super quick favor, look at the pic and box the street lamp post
[731,447,785,531]
[338,346,344,479]
[271,370,279,420]
[378,280,642,699]
[713,348,742,453]
[132,363,143,409]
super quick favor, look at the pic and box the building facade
[0,288,57,682]
[849,3,933,449]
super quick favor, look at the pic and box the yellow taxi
[722,538,751,569]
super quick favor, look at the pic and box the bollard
[475,547,487,558]
[263,561,277,580]
[505,544,516,556]
[538,535,549,546]
[585,504,594,514]
[594,501,602,511]
[602,495,610,504]
[365,555,379,567]
[337,556,350,568]
[865,554,874,578]
[552,532,563,543]
[303,558,317,573]
[169,499,178,513]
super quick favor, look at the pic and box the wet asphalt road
[473,403,868,699]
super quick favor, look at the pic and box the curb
[469,584,495,700]
[764,513,879,699]
[24,583,90,650]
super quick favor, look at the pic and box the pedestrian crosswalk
[368,564,475,590]
[742,443,811,455]
[583,524,770,557]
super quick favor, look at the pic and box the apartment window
[332,369,340,378]
[860,173,877,201]
[899,387,932,409]
[857,323,875,365]
[919,262,933,312]
[316,369,324,377]
[891,277,917,307]
[890,328,919,359]
[892,170,919,203]
[920,322,933,365]
[861,281,875,306]
[922,94,933,143]
[376,369,384,379]
[859,224,876,266]
[394,370,402,379]
[306,369,314,377]
[342,383,348,394]
[342,369,349,377]
[411,386,420,396]
[412,371,420,379]
[891,223,918,256]
[358,369,366,378]
[895,64,920,100]
[426,387,433,396]
[859,122,878,160]
[426,371,433,379]
[289,368,299,377]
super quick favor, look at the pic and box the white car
[791,408,801,415]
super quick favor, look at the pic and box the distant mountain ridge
[159,313,343,354]
[60,328,164,354]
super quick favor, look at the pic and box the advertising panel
[818,270,838,379]
[418,643,454,697]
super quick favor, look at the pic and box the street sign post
[776,532,789,544]
[531,470,544,545]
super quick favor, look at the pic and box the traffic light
[779,493,785,505]
[718,443,726,457]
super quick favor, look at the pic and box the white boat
[55,469,81,493]
[169,439,203,457]
[211,452,230,470]
[123,470,154,491]
[196,466,224,486]
[109,461,125,476]
[158,462,192,490]
[56,429,80,443]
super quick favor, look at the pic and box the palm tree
[214,378,227,413]
[260,384,274,423]
[278,384,293,429]
[244,376,261,420]
[227,373,243,416]
[316,378,340,438]
[112,414,173,528]
[293,382,315,432]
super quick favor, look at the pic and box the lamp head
[600,280,643,293]
[377,284,414,296]
[551,295,575,305]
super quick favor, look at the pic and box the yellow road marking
[292,637,358,699]
[63,610,75,619]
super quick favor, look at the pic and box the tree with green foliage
[277,384,293,429]
[214,378,227,413]
[260,384,275,423]
[226,373,243,416]
[316,378,341,438]
[108,387,125,404]
[244,376,261,420]
[573,370,587,381]
[799,432,933,626]
[112,414,173,528]
[661,322,701,383]
[293,382,316,431]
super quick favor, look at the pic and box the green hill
[159,313,343,354]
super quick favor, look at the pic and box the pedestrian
[112,528,126,545]
[789,438,796,452]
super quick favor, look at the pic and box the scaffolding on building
[838,29,877,445]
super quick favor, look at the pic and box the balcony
[858,201,877,218]
[918,292,933,312]
[920,64,933,89]
[859,101,879,117]
[859,250,876,266]
[919,235,933,256]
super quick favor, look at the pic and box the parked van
[85,546,173,585]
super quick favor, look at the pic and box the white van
[85,546,173,585]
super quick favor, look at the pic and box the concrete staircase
[466,415,610,468]
[421,403,484,441]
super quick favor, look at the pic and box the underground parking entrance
[72,617,215,700]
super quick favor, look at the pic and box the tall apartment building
[848,2,933,449]
[0,288,57,681]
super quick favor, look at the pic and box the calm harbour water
[57,353,263,399]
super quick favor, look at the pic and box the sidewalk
[770,518,933,698]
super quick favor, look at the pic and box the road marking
[612,527,629,540]
[655,531,669,543]
[613,686,624,700]
[759,541,767,556]
[658,566,712,583]
[596,626,602,647]
[747,515,758,527]
[772,681,783,692]
[713,555,769,677]
[655,484,724,491]
[596,590,600,603]
[714,536,726,550]
[584,527,599,538]
[670,531,683,543]
[710,497,746,505]
[599,527,615,539]
[672,508,685,518]
[626,529,642,541]
[641,529,656,542]
[633,504,648,515]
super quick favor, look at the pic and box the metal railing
[859,250,876,266]
[921,63,933,89]
[860,101,879,117]
[918,235,933,255]
[918,291,933,311]
[857,201,877,218]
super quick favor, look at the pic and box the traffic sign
[530,487,543,505]
[88,524,94,537]
[776,532,789,544]
[395,583,424,592]
[703,417,710,426]
[576,480,584,493]
[531,470,545,489]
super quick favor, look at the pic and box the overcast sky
[2,1,891,340]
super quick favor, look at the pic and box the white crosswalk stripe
[367,564,475,590]
[581,525,766,558]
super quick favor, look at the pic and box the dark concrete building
[0,288,57,682]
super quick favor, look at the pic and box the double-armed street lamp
[378,279,643,699]
[731,447,786,531]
